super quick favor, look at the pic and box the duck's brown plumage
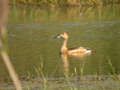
[57,32,92,56]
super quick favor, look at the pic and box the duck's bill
[57,35,61,38]
[54,34,61,39]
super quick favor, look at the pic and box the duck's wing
[68,47,92,53]
[68,47,81,50]
[68,47,86,50]
[68,47,92,56]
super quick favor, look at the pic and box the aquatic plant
[107,59,119,80]
[34,62,47,90]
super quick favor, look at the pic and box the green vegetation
[10,0,120,7]
[1,58,120,90]
[18,66,120,90]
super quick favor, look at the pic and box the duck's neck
[61,39,68,53]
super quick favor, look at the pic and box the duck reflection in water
[56,32,93,76]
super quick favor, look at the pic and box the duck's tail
[86,49,95,55]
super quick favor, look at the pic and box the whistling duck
[57,32,92,56]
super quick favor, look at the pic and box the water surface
[0,5,120,81]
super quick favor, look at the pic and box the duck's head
[57,32,69,39]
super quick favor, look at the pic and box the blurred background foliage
[10,0,120,7]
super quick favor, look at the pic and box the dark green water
[0,5,120,81]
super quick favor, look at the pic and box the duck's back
[68,47,92,56]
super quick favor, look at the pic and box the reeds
[34,63,47,90]
[107,59,119,80]
[10,0,120,7]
